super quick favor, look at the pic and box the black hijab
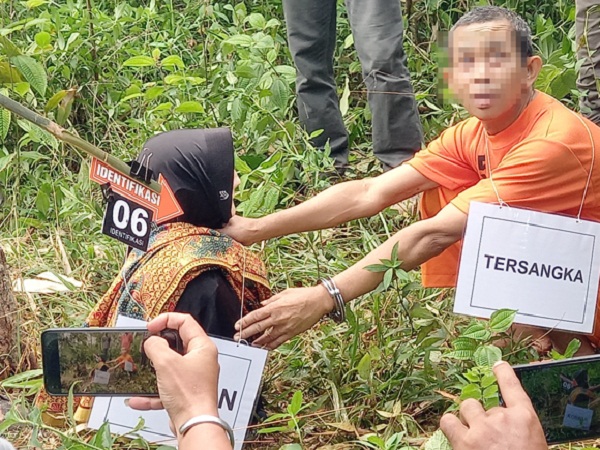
[136,128,235,229]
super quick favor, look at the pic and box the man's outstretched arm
[222,164,438,245]
[234,202,467,349]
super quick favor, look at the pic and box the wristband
[178,414,235,447]
[319,277,346,323]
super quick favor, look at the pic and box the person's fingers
[458,398,486,426]
[126,397,164,411]
[235,304,273,331]
[142,335,173,365]
[147,313,208,351]
[234,312,273,340]
[493,361,532,408]
[440,413,468,447]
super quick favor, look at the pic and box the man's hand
[440,361,547,450]
[233,285,335,349]
[219,215,261,246]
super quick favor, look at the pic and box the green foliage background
[0,0,594,448]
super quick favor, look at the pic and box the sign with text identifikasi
[454,202,600,334]
[90,157,183,224]
[88,316,268,450]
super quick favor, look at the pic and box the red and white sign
[90,157,182,223]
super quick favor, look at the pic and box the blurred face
[447,20,539,133]
[231,171,240,215]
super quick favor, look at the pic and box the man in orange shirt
[223,6,600,353]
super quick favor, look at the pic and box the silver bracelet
[178,414,235,447]
[319,277,346,323]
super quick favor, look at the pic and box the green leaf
[35,189,50,216]
[460,383,481,400]
[175,101,204,114]
[45,89,67,112]
[235,64,257,79]
[340,77,351,116]
[289,390,303,416]
[123,56,156,68]
[0,100,10,142]
[0,61,23,83]
[462,322,491,341]
[278,444,303,450]
[89,421,113,447]
[0,37,22,57]
[26,0,48,8]
[34,31,51,48]
[246,13,266,29]
[473,345,502,367]
[445,349,475,360]
[424,430,452,450]
[452,337,477,351]
[161,55,185,69]
[270,78,288,111]
[223,35,253,47]
[564,338,582,358]
[488,309,517,333]
[357,353,371,380]
[364,263,390,273]
[10,55,47,96]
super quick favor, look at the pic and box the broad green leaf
[445,349,475,360]
[123,55,155,67]
[481,374,497,388]
[289,390,303,416]
[0,101,10,142]
[424,430,452,450]
[462,322,491,341]
[35,190,50,216]
[223,35,253,47]
[89,421,113,447]
[364,263,389,273]
[10,55,47,95]
[357,352,371,380]
[175,101,204,114]
[45,89,67,112]
[270,78,288,111]
[460,383,481,400]
[246,13,266,29]
[0,36,21,57]
[278,444,302,450]
[340,77,351,116]
[235,64,256,79]
[0,61,23,83]
[488,309,517,333]
[564,338,582,358]
[161,55,185,69]
[25,0,48,8]
[452,337,477,351]
[473,345,502,367]
[34,31,51,48]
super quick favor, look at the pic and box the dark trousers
[282,0,424,169]
[576,0,600,126]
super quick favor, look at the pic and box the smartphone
[42,327,183,397]
[513,355,600,444]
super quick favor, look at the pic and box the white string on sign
[236,250,248,347]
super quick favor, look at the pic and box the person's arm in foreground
[234,202,466,349]
[127,313,231,450]
[440,361,547,450]
[222,164,438,245]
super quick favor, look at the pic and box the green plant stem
[0,94,161,193]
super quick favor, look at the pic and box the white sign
[454,202,600,333]
[88,316,268,449]
[93,370,110,385]
[563,403,594,430]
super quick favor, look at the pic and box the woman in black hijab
[85,128,272,337]
[40,128,272,425]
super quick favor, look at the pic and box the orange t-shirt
[408,91,600,340]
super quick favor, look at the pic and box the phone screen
[514,355,600,444]
[42,328,158,396]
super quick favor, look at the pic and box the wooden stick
[0,93,161,193]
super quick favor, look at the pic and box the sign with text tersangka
[454,202,600,334]
[88,316,268,450]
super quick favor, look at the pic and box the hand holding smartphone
[42,327,183,396]
[513,354,600,444]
